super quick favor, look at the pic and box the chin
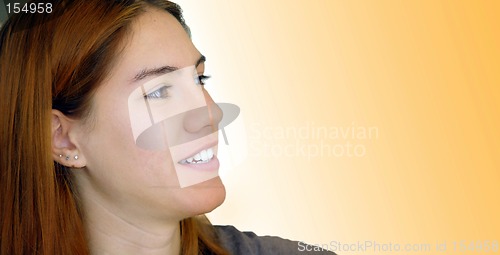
[182,176,226,216]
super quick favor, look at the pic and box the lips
[178,147,214,164]
[170,135,220,186]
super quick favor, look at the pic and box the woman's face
[71,7,225,222]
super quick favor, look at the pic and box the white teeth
[179,148,214,164]
[194,153,201,161]
[201,150,208,161]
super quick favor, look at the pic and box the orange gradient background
[177,1,499,254]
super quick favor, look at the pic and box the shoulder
[214,225,336,255]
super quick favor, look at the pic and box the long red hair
[0,0,228,254]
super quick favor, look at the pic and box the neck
[81,197,181,255]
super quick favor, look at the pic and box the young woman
[0,0,334,254]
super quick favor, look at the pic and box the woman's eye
[195,74,211,85]
[144,85,172,99]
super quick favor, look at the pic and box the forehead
[119,7,199,71]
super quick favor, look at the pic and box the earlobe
[51,110,87,168]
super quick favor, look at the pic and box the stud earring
[65,155,70,160]
[74,155,79,160]
[59,154,63,158]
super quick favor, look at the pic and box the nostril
[183,105,217,134]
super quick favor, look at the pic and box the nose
[183,88,223,135]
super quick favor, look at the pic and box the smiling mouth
[178,147,215,164]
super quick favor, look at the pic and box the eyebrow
[132,55,206,82]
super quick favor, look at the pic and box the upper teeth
[179,148,214,164]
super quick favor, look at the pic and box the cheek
[79,130,184,216]
[134,149,179,188]
[80,98,182,194]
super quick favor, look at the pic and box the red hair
[0,0,228,254]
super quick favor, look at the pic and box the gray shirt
[215,225,336,254]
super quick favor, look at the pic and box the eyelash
[195,74,211,85]
[144,75,211,100]
[144,85,172,99]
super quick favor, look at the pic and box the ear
[51,110,87,168]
